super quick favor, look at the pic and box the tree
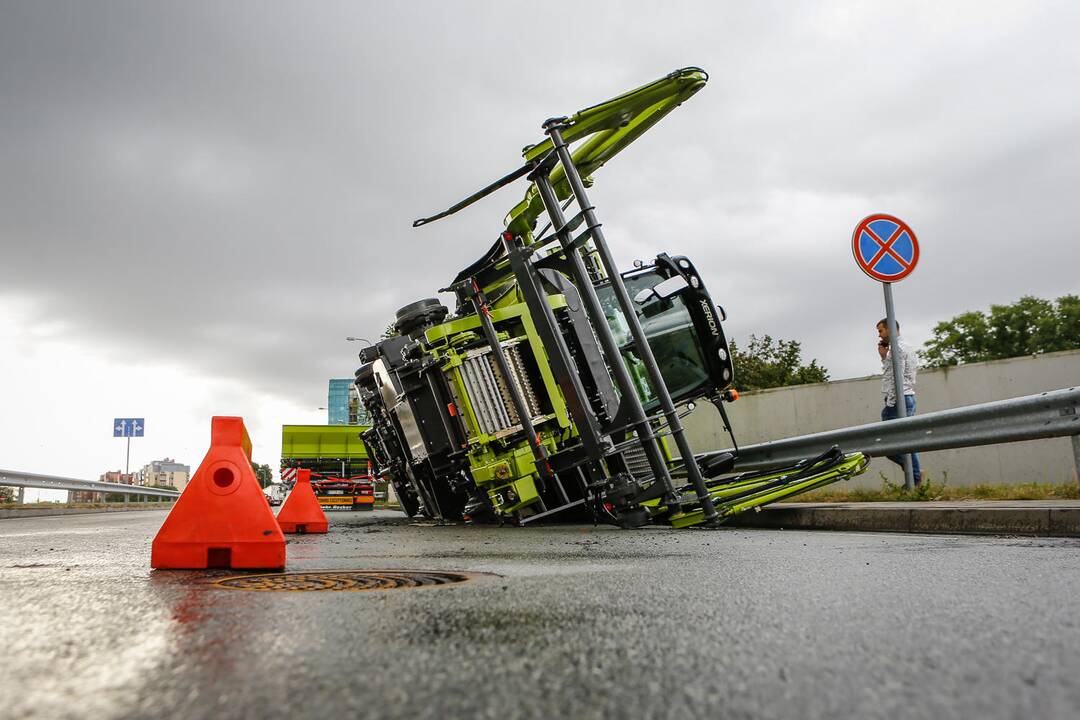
[921,295,1080,368]
[729,334,829,392]
[0,486,15,503]
[251,463,274,488]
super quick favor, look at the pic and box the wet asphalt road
[2,509,1079,720]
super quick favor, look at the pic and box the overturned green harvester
[354,68,868,528]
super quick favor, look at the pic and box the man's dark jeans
[882,394,922,484]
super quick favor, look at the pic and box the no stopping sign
[852,214,919,282]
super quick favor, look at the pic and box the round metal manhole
[211,570,475,592]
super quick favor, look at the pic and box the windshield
[596,272,711,409]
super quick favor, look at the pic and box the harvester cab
[354,67,868,528]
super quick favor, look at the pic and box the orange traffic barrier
[276,469,328,534]
[151,417,286,569]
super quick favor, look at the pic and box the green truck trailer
[280,425,378,510]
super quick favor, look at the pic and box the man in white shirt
[877,318,922,486]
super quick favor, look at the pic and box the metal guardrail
[5,389,1079,500]
[0,468,180,499]
[704,386,1080,472]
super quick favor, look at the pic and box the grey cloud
[2,0,1078,399]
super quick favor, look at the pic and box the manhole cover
[211,570,474,592]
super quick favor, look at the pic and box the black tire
[394,298,448,336]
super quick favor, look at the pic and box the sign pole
[853,213,920,492]
[883,282,915,490]
[126,436,131,477]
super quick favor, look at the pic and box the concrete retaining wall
[685,349,1080,487]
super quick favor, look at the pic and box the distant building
[328,379,351,425]
[138,458,191,491]
[100,470,139,485]
[328,379,371,425]
[71,470,141,502]
[70,464,187,503]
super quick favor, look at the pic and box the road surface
[2,509,1078,719]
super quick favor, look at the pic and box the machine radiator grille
[460,342,543,437]
[621,436,654,480]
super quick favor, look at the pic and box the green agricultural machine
[354,68,868,528]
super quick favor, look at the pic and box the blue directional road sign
[113,418,145,437]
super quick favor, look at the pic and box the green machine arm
[507,66,708,236]
[412,67,708,235]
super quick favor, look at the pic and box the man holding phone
[877,318,922,486]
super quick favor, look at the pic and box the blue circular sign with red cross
[852,213,919,282]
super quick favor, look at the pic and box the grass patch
[782,473,1080,503]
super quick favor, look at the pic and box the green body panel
[281,425,371,461]
[517,309,572,430]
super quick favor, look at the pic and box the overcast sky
[3,1,1078,493]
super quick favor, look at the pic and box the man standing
[877,318,922,486]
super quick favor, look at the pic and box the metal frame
[501,232,609,463]
[703,386,1080,472]
[539,121,718,522]
[528,161,677,504]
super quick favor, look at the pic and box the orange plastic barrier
[151,417,286,569]
[276,469,328,534]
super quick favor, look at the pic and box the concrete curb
[725,501,1080,537]
[0,505,172,519]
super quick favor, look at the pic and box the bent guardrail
[0,468,181,499]
[701,386,1080,472]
